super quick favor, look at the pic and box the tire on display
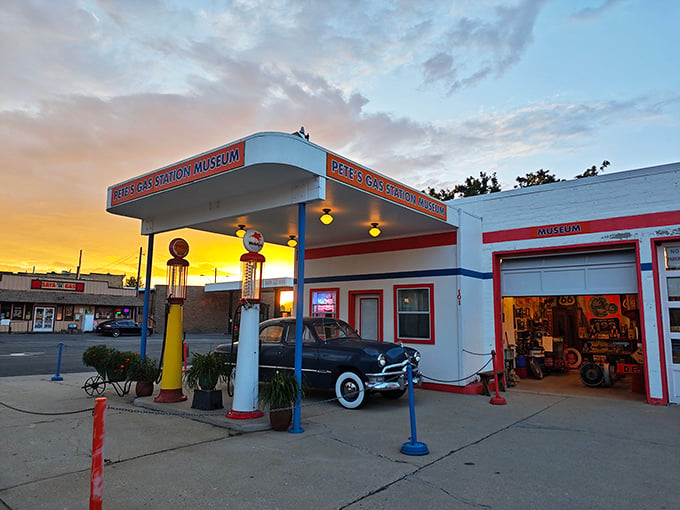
[335,371,366,409]
[111,329,121,338]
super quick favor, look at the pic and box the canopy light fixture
[368,222,381,238]
[287,235,298,248]
[319,208,334,225]
[235,225,247,238]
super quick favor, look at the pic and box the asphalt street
[0,332,231,377]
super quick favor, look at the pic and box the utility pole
[136,246,142,297]
[76,250,82,279]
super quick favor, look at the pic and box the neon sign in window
[311,288,339,318]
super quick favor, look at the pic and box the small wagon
[81,370,132,397]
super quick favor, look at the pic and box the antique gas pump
[227,229,265,419]
[155,238,189,403]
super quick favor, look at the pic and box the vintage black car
[95,319,149,337]
[215,317,421,409]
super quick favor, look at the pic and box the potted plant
[127,356,160,397]
[183,352,231,410]
[259,370,304,431]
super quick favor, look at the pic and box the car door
[259,323,287,380]
[283,323,323,388]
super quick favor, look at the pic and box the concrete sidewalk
[0,372,678,509]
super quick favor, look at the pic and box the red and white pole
[90,397,106,510]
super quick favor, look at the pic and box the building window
[12,305,25,320]
[310,288,339,318]
[64,306,74,321]
[394,284,435,344]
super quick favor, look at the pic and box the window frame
[393,283,435,345]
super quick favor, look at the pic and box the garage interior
[501,249,646,401]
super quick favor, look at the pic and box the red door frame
[491,239,661,404]
[348,290,383,340]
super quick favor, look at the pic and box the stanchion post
[400,364,429,456]
[51,342,64,381]
[90,397,106,510]
[182,341,188,373]
[489,350,507,405]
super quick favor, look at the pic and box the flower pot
[135,381,154,398]
[269,408,293,431]
[191,389,223,410]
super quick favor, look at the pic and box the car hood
[326,338,408,362]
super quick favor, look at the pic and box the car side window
[314,321,343,340]
[259,325,284,344]
[285,325,316,345]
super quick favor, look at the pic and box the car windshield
[313,319,359,341]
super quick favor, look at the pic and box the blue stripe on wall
[304,267,492,284]
[640,262,653,271]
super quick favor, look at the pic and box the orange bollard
[90,397,106,510]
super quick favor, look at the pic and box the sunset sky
[2,0,678,286]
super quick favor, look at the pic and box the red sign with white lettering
[31,280,85,292]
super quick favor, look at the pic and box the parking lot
[1,367,678,509]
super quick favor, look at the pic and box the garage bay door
[501,250,638,296]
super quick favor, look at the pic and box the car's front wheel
[111,329,121,338]
[335,371,366,409]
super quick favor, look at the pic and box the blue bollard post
[52,342,64,381]
[401,364,428,456]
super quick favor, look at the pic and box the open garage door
[501,249,638,297]
[500,249,644,401]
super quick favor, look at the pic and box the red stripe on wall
[483,210,680,244]
[305,231,456,260]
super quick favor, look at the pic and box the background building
[0,271,143,333]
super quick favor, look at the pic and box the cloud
[421,0,548,94]
[571,0,626,21]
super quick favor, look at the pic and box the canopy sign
[326,153,447,221]
[109,141,245,206]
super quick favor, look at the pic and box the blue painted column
[291,202,306,434]
[140,233,155,359]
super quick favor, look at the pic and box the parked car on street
[215,316,421,409]
[95,319,150,338]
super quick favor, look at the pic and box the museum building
[105,131,680,405]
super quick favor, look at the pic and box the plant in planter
[82,344,115,377]
[259,370,304,431]
[183,352,231,410]
[127,356,160,397]
[108,350,140,382]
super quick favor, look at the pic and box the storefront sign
[31,280,85,292]
[109,141,245,206]
[536,222,588,237]
[326,154,447,221]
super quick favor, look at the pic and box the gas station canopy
[107,131,456,247]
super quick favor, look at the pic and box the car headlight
[377,353,387,367]
[409,349,421,364]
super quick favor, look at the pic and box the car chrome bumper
[365,369,421,391]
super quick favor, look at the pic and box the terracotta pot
[135,381,154,398]
[269,408,292,431]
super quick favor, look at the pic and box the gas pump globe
[166,256,189,303]
[155,238,190,403]
[227,229,266,420]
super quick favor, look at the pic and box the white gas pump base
[227,303,263,419]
